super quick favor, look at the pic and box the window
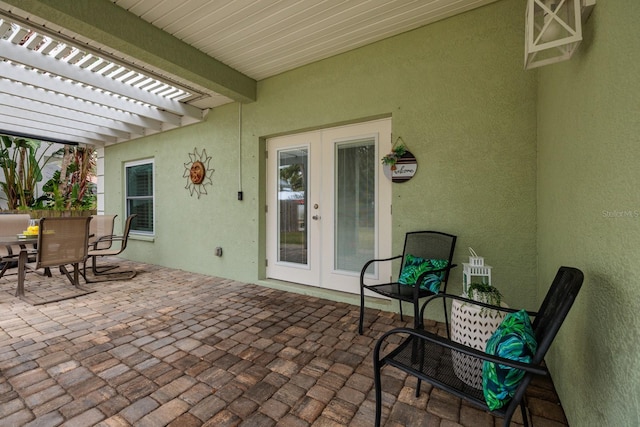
[125,159,154,235]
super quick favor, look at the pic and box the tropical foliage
[40,145,97,210]
[0,135,55,209]
[0,135,96,211]
[280,163,305,192]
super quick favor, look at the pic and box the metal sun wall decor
[183,147,214,198]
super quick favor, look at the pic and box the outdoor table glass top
[0,235,38,244]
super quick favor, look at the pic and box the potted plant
[381,143,406,170]
[466,282,502,306]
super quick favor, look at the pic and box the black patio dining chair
[372,266,584,427]
[358,230,457,334]
[83,214,137,282]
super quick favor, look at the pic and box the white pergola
[0,15,209,146]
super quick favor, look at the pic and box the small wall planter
[381,137,418,183]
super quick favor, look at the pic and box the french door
[266,118,392,295]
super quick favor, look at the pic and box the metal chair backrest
[0,214,32,258]
[502,266,583,422]
[118,214,137,252]
[400,231,457,288]
[531,266,584,364]
[0,214,31,236]
[88,214,137,256]
[89,214,117,250]
[36,217,91,269]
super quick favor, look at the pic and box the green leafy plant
[62,146,96,209]
[1,135,96,212]
[466,282,502,306]
[280,163,305,191]
[40,146,96,210]
[0,135,57,210]
[381,144,407,169]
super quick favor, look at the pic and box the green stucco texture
[51,0,639,425]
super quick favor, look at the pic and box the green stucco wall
[102,0,640,424]
[537,0,640,425]
[106,0,538,315]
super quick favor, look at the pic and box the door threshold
[256,278,396,312]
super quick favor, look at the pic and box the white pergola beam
[0,122,102,145]
[0,7,218,145]
[0,114,117,143]
[0,92,145,136]
[0,38,203,120]
[0,104,131,140]
[0,76,164,131]
[0,57,183,126]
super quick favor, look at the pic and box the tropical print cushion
[482,309,538,411]
[398,254,449,293]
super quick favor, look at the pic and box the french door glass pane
[278,148,308,264]
[335,138,375,272]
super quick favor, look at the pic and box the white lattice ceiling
[0,16,204,145]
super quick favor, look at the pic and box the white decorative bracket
[524,0,596,70]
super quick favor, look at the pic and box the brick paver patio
[0,260,568,426]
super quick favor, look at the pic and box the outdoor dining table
[0,235,37,298]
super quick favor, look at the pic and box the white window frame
[124,158,155,236]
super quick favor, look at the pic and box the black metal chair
[358,231,457,334]
[372,266,584,427]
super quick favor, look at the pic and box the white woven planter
[450,299,506,389]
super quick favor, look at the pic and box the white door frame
[266,118,393,295]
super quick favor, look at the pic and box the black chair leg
[413,334,425,396]
[373,360,383,427]
[520,400,530,427]
[443,296,450,339]
[359,288,365,335]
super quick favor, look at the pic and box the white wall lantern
[524,0,596,69]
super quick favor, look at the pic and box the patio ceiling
[0,0,499,146]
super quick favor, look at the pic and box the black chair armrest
[374,327,548,377]
[360,254,402,285]
[419,292,538,321]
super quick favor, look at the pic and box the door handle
[312,215,321,220]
